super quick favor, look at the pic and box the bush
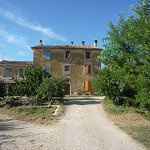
[27,95,41,106]
[36,76,67,102]
[0,80,6,97]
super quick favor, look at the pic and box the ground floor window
[18,68,24,78]
[43,65,51,74]
[4,67,12,77]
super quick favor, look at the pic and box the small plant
[27,95,41,106]
[5,96,16,107]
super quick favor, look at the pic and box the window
[65,51,71,59]
[4,67,12,77]
[44,50,51,59]
[64,65,71,74]
[85,52,91,59]
[66,78,70,83]
[44,65,51,74]
[85,65,91,74]
[18,68,24,78]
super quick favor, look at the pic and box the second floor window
[85,65,91,74]
[64,65,71,74]
[4,67,12,77]
[85,52,91,59]
[65,51,71,59]
[44,50,51,59]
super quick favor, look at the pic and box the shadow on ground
[64,97,102,105]
[0,118,24,131]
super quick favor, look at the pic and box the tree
[36,76,67,103]
[93,0,150,109]
[13,65,51,96]
[0,80,6,97]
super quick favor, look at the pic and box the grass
[103,97,150,120]
[102,97,150,150]
[121,125,150,149]
[0,97,64,124]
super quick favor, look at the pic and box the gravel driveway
[0,97,143,150]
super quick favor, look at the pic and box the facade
[31,40,102,95]
[0,60,33,94]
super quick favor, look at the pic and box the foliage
[36,76,67,101]
[13,65,51,96]
[0,80,6,97]
[27,95,41,106]
[102,97,150,149]
[4,96,23,107]
[93,0,150,110]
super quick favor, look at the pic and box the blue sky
[0,0,137,61]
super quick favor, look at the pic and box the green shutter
[4,68,12,77]
[19,68,24,77]
[44,66,50,74]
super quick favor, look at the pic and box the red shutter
[85,65,91,74]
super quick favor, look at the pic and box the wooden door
[65,84,70,95]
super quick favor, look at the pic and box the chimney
[40,40,43,46]
[82,41,85,46]
[71,41,73,46]
[94,40,97,47]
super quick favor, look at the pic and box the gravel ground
[0,97,143,150]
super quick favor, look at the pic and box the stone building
[31,40,102,95]
[0,60,33,94]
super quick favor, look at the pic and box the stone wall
[33,48,100,95]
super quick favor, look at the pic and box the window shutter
[88,65,91,73]
[19,68,24,77]
[4,68,12,77]
[85,80,91,91]
[85,65,91,74]
[85,65,88,74]
[44,66,50,74]
[65,51,71,58]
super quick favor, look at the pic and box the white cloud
[0,8,67,42]
[0,29,27,45]
[18,51,27,56]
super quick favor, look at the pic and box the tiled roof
[0,60,33,65]
[31,45,102,50]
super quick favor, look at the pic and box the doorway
[65,84,70,95]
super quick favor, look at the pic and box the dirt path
[0,97,143,150]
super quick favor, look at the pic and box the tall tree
[93,0,150,109]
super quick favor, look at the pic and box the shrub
[0,80,6,97]
[36,76,67,102]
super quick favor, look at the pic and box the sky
[0,0,138,61]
